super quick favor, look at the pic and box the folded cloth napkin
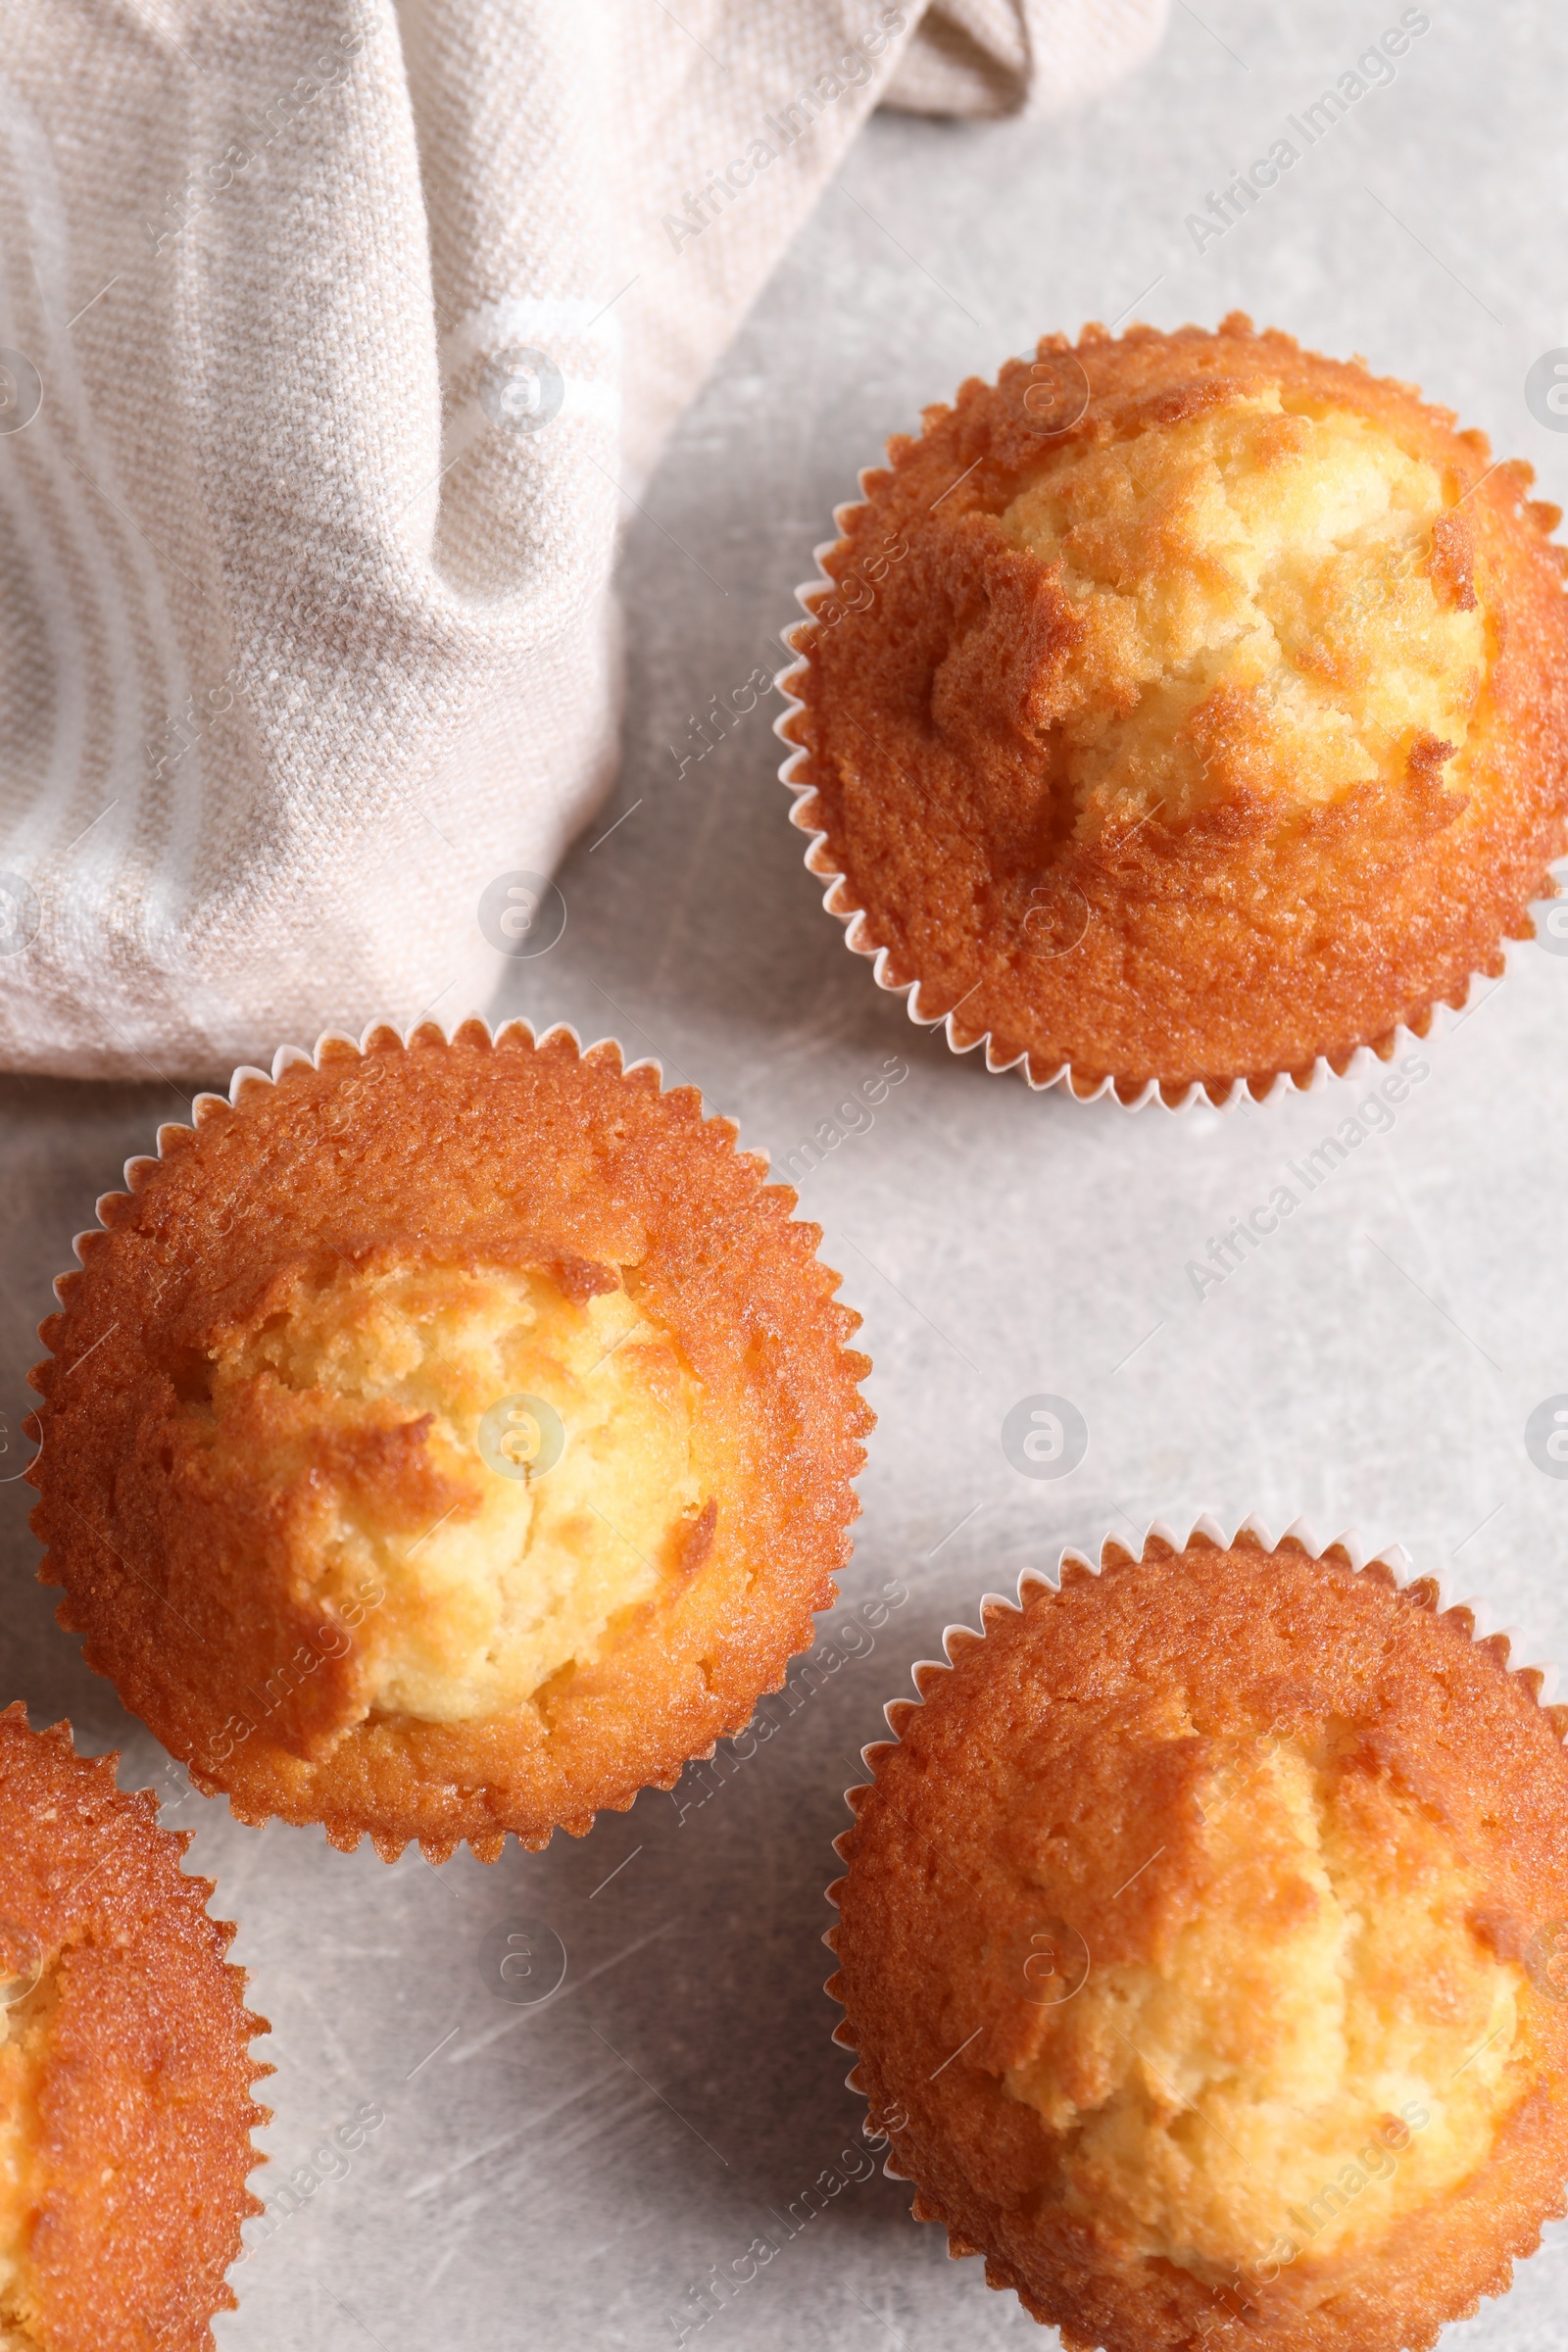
[0,0,1165,1077]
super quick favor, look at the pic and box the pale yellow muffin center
[216,1261,710,1723]
[0,1970,51,2350]
[1002,1737,1522,2281]
[999,389,1488,839]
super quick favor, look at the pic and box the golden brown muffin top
[29,1022,872,1859]
[784,317,1568,1101]
[0,1705,268,2352]
[830,1535,1568,2352]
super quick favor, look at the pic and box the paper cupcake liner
[821,1509,1568,2220]
[31,1013,864,1855]
[773,483,1544,1115]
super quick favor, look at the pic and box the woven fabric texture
[0,0,1165,1075]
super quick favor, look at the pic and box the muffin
[827,1530,1568,2349]
[0,1704,268,2349]
[27,1021,872,1859]
[779,316,1568,1104]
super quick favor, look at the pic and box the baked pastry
[28,1022,871,1859]
[828,1530,1568,2349]
[780,316,1568,1103]
[0,1704,268,2349]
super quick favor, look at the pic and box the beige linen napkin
[0,0,1165,1077]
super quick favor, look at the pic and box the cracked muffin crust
[783,317,1568,1102]
[28,1022,872,1859]
[827,1533,1568,2349]
[0,1705,268,2351]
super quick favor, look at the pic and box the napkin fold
[0,0,1165,1075]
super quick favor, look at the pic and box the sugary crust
[0,1704,269,2351]
[27,1022,872,1859]
[829,1536,1568,2351]
[784,316,1568,1102]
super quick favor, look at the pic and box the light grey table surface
[5,2,1568,2344]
